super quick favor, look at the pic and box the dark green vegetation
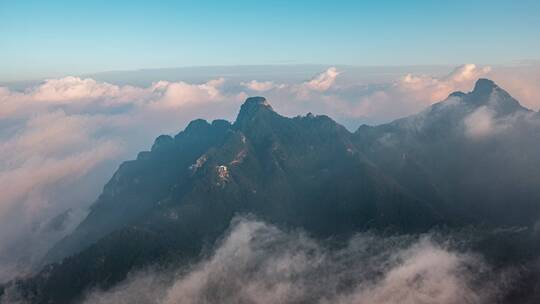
[3,79,540,303]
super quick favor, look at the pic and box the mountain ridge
[4,78,540,304]
[43,78,540,265]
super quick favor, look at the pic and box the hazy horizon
[2,0,540,81]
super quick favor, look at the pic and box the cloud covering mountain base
[72,217,511,304]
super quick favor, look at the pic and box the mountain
[354,78,540,226]
[3,80,540,303]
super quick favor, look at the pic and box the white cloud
[464,106,496,138]
[241,80,284,92]
[80,218,502,304]
[239,67,339,99]
[0,109,123,282]
[0,111,122,212]
[446,63,492,83]
[149,78,226,109]
[303,66,340,91]
[30,77,123,102]
[293,67,341,100]
[337,239,487,304]
[0,76,239,282]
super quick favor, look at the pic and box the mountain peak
[468,78,528,113]
[243,96,273,110]
[438,78,529,117]
[446,79,499,101]
[235,96,275,127]
[473,78,498,94]
[448,91,466,98]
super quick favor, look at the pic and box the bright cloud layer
[303,66,340,91]
[240,80,282,92]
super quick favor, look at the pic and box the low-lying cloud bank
[77,217,508,304]
[0,63,539,283]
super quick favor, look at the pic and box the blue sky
[1,0,539,81]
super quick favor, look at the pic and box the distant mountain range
[2,79,540,303]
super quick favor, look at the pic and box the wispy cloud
[79,217,505,304]
[301,66,340,92]
[241,80,283,92]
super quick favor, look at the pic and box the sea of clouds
[0,63,539,284]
